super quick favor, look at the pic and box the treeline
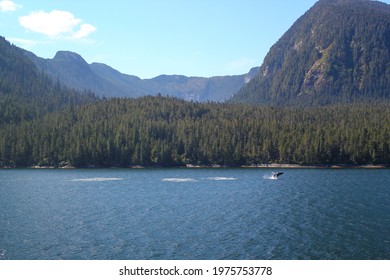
[0,36,97,126]
[1,96,389,167]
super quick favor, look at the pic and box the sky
[2,0,390,79]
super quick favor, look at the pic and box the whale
[272,172,284,179]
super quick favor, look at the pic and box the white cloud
[19,10,96,39]
[73,23,96,39]
[0,0,22,12]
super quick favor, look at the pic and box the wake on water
[206,177,238,181]
[162,177,238,183]
[162,178,197,182]
[70,177,238,183]
[71,178,124,182]
[70,175,275,183]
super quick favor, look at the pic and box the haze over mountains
[231,0,390,105]
[24,49,259,102]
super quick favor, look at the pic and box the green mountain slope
[0,37,97,126]
[231,0,390,105]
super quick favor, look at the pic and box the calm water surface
[0,168,389,260]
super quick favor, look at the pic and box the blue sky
[2,0,390,78]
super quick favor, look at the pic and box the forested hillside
[231,0,390,105]
[1,96,389,167]
[2,17,390,169]
[0,36,97,126]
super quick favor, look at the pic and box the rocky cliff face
[231,0,390,105]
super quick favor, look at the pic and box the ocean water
[0,168,389,260]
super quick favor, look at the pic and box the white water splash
[263,174,278,180]
[206,177,238,181]
[162,178,197,182]
[72,178,123,182]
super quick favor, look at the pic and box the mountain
[2,36,389,167]
[24,50,259,102]
[0,36,96,126]
[24,50,141,98]
[231,0,390,105]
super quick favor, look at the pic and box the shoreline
[240,163,390,169]
[1,163,389,169]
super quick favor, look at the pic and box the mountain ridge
[231,0,390,105]
[24,49,259,102]
[0,36,97,127]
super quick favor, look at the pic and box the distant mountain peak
[53,51,87,64]
[231,0,390,105]
[24,48,259,101]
